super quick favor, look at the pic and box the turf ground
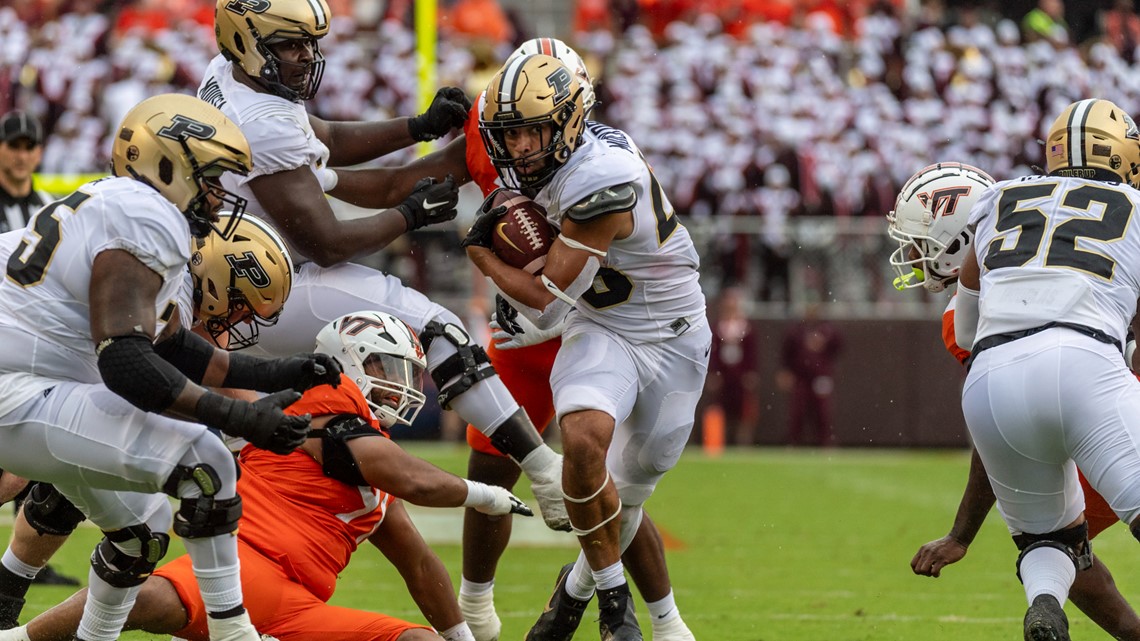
[8,444,1139,641]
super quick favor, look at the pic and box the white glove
[463,479,534,516]
[490,294,563,350]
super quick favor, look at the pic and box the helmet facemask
[184,152,248,239]
[253,31,325,102]
[359,351,426,429]
[887,224,971,293]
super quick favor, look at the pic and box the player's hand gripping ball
[486,189,557,274]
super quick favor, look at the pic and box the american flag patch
[1050,143,1064,158]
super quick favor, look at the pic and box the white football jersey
[0,177,191,411]
[198,55,334,260]
[535,121,705,343]
[969,174,1140,345]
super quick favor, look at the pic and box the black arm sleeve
[96,334,191,414]
[151,326,216,384]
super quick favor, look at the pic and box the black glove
[196,390,311,455]
[494,294,523,336]
[397,175,460,231]
[461,192,509,249]
[408,87,472,142]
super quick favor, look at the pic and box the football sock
[1020,546,1076,606]
[646,590,679,623]
[459,577,494,598]
[0,553,35,601]
[566,555,596,601]
[592,561,626,591]
[76,572,140,641]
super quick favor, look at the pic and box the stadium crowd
[5,0,1140,298]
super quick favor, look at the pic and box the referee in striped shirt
[0,111,49,234]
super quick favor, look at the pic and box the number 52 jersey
[969,174,1140,345]
[0,177,193,411]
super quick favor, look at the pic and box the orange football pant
[155,540,430,641]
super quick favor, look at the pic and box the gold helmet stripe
[304,0,328,30]
[1066,98,1096,168]
[498,55,529,114]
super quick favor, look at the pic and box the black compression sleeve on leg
[96,334,190,413]
[488,408,545,462]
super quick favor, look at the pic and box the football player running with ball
[388,38,698,641]
[463,55,710,641]
[200,0,569,534]
[0,94,344,641]
[889,162,1140,640]
[1,311,534,641]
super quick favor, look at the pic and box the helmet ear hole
[233,33,246,55]
[158,157,174,185]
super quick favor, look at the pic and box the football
[489,189,557,274]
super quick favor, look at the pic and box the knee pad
[91,525,170,588]
[23,483,86,536]
[419,320,496,410]
[618,504,643,553]
[1014,521,1092,582]
[164,463,243,539]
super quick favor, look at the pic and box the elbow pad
[96,334,190,413]
[955,285,981,352]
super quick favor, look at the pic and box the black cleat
[0,593,25,630]
[32,565,80,587]
[526,563,590,641]
[1024,594,1070,641]
[597,584,642,641]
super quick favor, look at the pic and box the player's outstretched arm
[249,168,458,266]
[310,87,471,167]
[367,502,465,633]
[329,135,471,209]
[910,448,995,577]
[344,435,530,515]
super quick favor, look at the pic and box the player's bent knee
[1014,521,1092,582]
[618,504,643,552]
[92,525,171,588]
[23,482,86,536]
[420,320,496,409]
[164,463,242,539]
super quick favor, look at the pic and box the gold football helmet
[479,54,586,192]
[507,38,596,117]
[214,0,330,101]
[1045,98,1140,188]
[111,93,252,239]
[191,212,294,350]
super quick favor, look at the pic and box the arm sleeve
[954,284,981,352]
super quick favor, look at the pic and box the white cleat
[459,591,502,641]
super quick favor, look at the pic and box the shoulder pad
[566,182,638,224]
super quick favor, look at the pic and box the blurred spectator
[443,0,514,45]
[1101,0,1140,63]
[706,287,761,446]
[0,110,49,233]
[1021,0,1068,43]
[757,163,800,303]
[777,305,843,446]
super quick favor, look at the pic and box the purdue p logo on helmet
[1046,98,1140,188]
[479,54,587,193]
[214,0,330,101]
[111,94,252,239]
[192,213,294,350]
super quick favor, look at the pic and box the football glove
[463,479,534,516]
[490,295,563,349]
[260,353,343,392]
[196,390,311,455]
[398,176,460,231]
[408,87,472,142]
[461,192,509,249]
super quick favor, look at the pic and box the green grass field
[8,444,1139,641]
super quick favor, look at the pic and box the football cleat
[1023,594,1070,641]
[526,563,590,641]
[459,590,502,641]
[30,564,80,586]
[597,584,642,641]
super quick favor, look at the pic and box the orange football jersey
[465,94,500,197]
[236,374,394,601]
